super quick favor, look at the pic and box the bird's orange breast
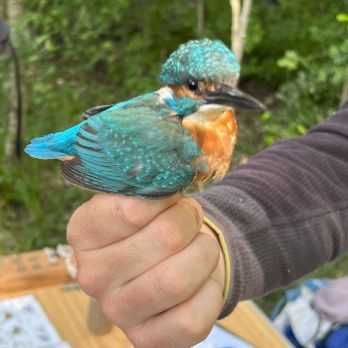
[182,109,238,183]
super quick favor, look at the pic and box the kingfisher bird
[25,39,264,198]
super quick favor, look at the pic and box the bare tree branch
[230,0,252,64]
[4,0,22,160]
[230,0,240,56]
[237,0,252,62]
[341,76,348,105]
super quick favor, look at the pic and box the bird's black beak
[203,85,265,111]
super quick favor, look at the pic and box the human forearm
[196,102,348,317]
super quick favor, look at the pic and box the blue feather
[59,98,205,196]
[25,88,207,196]
[159,39,240,85]
[25,122,84,159]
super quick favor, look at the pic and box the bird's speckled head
[159,39,240,88]
[157,39,264,183]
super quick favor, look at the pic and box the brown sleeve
[194,101,348,318]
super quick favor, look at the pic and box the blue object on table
[317,325,348,348]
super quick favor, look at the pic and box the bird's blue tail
[25,122,84,160]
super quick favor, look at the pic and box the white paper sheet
[193,324,255,348]
[0,294,70,348]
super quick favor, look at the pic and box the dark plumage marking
[126,166,140,178]
[61,158,95,190]
[83,124,98,135]
[141,190,178,198]
[126,166,155,182]
[62,156,81,168]
[75,142,100,152]
[76,132,97,143]
[62,158,131,195]
[82,104,113,119]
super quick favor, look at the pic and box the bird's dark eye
[187,78,199,92]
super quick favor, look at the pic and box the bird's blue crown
[159,38,240,86]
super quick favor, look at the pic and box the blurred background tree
[0,0,347,313]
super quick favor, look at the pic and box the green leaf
[260,111,270,122]
[336,13,348,22]
[277,51,302,71]
[296,124,308,135]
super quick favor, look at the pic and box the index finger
[67,193,180,251]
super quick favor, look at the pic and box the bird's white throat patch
[157,86,175,101]
[184,104,231,125]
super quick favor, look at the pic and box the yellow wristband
[203,216,231,304]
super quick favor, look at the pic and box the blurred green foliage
[0,1,347,315]
[240,1,348,150]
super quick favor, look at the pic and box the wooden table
[0,250,292,348]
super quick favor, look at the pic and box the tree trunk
[196,0,204,38]
[0,0,6,18]
[341,76,348,105]
[237,0,252,63]
[4,0,22,160]
[230,0,252,64]
[230,0,240,58]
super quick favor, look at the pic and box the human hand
[67,194,226,348]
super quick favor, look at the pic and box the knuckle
[88,193,110,208]
[66,199,99,248]
[77,263,102,297]
[66,227,81,249]
[66,206,86,247]
[155,270,186,300]
[180,197,204,231]
[198,233,220,270]
[112,197,146,231]
[178,316,210,344]
[154,220,186,254]
[126,329,145,348]
[66,224,79,247]
[100,293,123,327]
[127,324,174,348]
[89,194,102,204]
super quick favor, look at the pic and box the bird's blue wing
[61,105,205,197]
[25,93,157,160]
